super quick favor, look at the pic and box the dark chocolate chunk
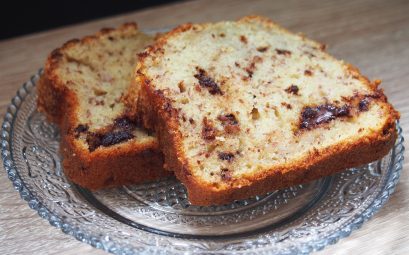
[300,104,351,129]
[114,117,137,130]
[359,99,370,111]
[304,70,313,76]
[194,67,223,95]
[218,152,235,162]
[285,85,299,95]
[87,130,134,152]
[86,133,103,152]
[240,35,248,44]
[336,105,350,116]
[101,131,134,147]
[257,46,269,52]
[74,124,88,133]
[84,116,139,151]
[276,49,292,56]
[74,124,89,138]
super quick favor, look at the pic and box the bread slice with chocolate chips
[134,16,399,205]
[37,23,170,189]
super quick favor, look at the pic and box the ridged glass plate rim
[1,69,405,255]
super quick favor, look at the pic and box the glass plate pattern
[1,69,404,255]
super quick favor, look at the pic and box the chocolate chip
[285,85,299,95]
[218,152,235,162]
[304,70,313,76]
[74,124,89,138]
[336,105,351,116]
[87,130,135,152]
[276,49,292,56]
[359,99,369,111]
[74,124,88,133]
[101,131,134,147]
[83,116,140,151]
[86,134,103,152]
[257,46,269,52]
[194,67,223,95]
[114,117,137,130]
[300,104,351,129]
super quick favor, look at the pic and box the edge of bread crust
[136,16,399,205]
[60,127,166,189]
[37,23,171,190]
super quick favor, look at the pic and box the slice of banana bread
[37,23,170,190]
[135,16,399,205]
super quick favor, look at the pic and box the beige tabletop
[1,0,408,254]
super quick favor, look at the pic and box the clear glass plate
[1,69,404,255]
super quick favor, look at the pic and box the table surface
[1,0,408,254]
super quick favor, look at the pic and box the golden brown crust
[37,23,170,190]
[136,16,400,205]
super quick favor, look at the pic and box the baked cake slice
[37,23,170,189]
[135,16,399,205]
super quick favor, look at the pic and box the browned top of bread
[135,16,399,205]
